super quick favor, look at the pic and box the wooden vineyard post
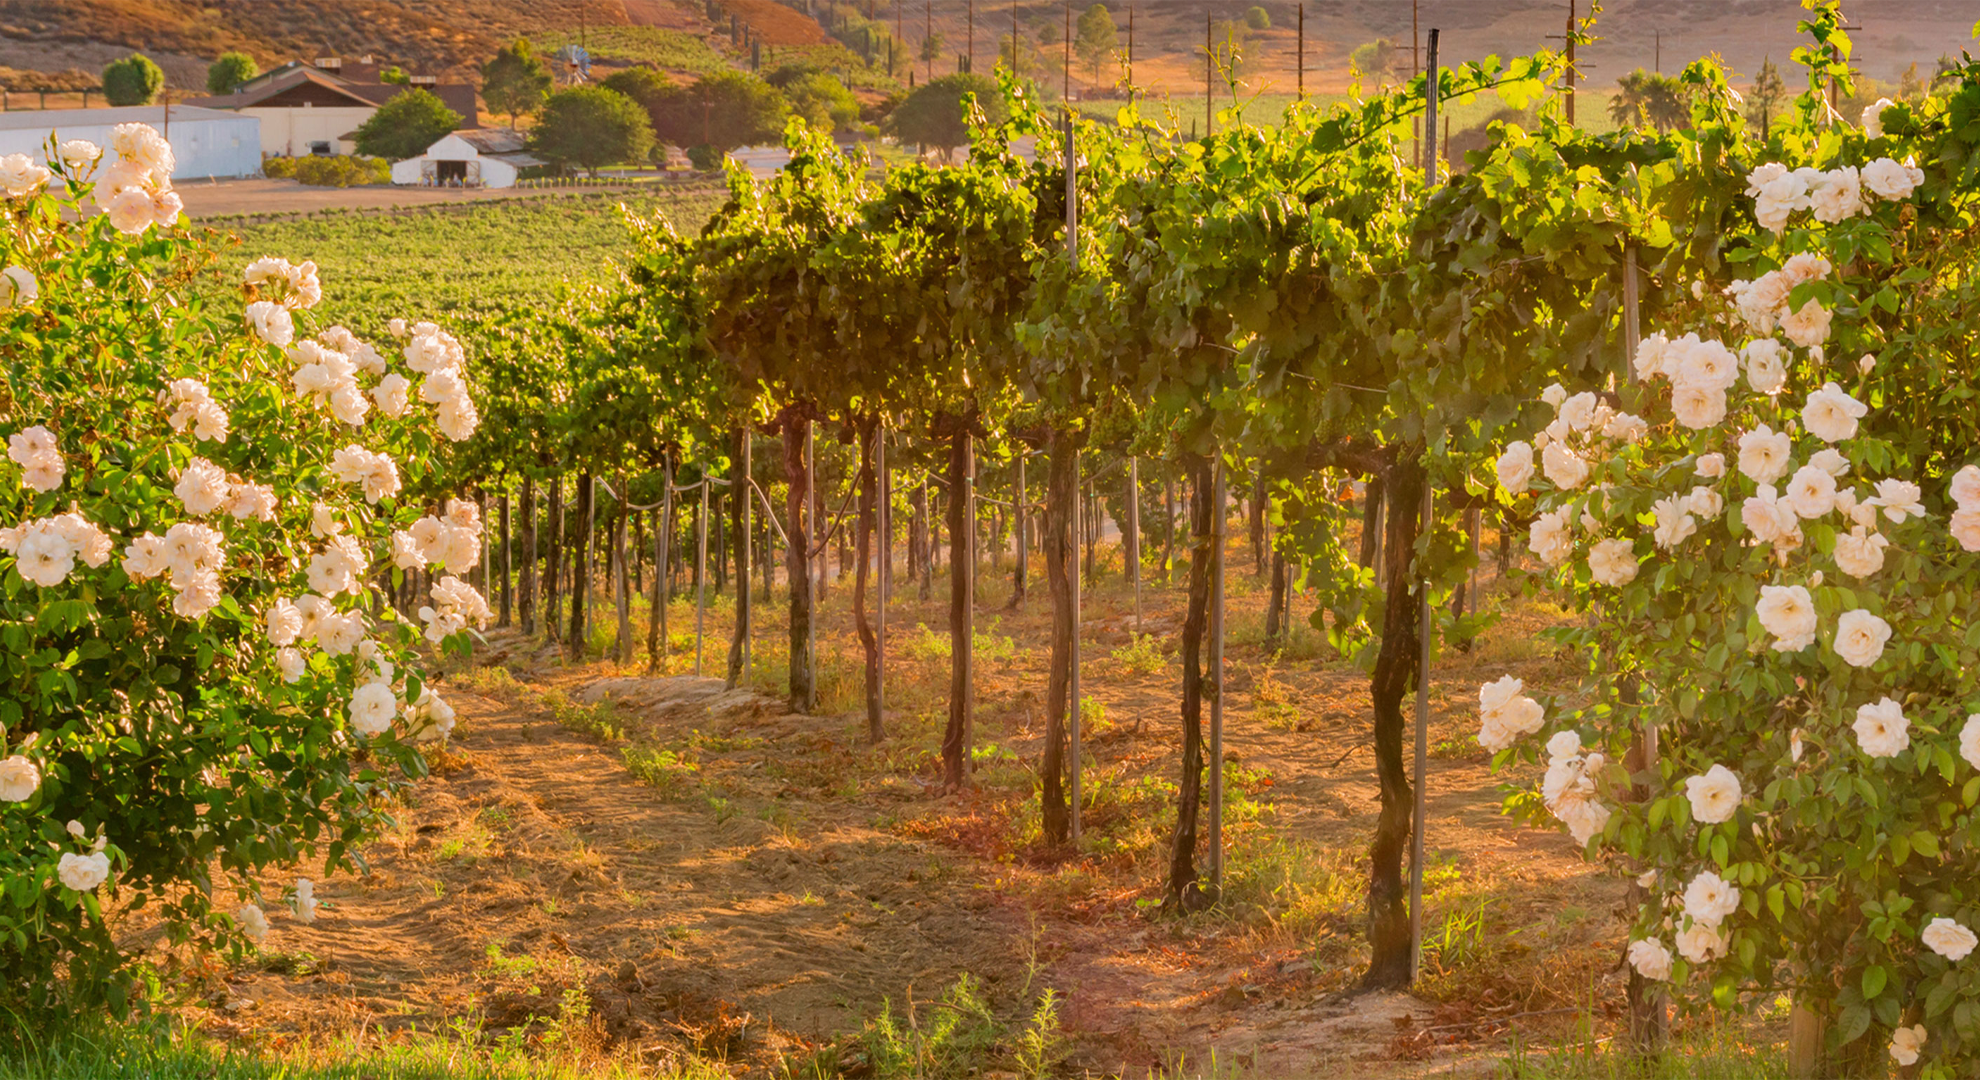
[583,475,598,649]
[1065,109,1083,841]
[616,478,632,664]
[1128,455,1142,632]
[805,422,818,712]
[1011,450,1028,607]
[1409,26,1441,984]
[520,477,536,634]
[737,429,754,686]
[498,492,512,627]
[651,459,674,672]
[546,477,563,644]
[1207,456,1226,888]
[877,428,888,729]
[696,476,710,676]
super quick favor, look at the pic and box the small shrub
[1111,632,1166,675]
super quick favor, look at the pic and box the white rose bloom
[1558,798,1611,845]
[1557,391,1599,432]
[1953,508,1980,552]
[1682,870,1740,928]
[1685,485,1723,519]
[370,373,412,419]
[1683,764,1743,824]
[1734,274,1791,334]
[1743,162,1788,197]
[0,755,40,802]
[1862,97,1894,137]
[276,647,306,684]
[0,153,51,197]
[1588,538,1638,587]
[1807,448,1848,478]
[237,902,270,944]
[57,851,110,893]
[104,185,157,235]
[171,569,223,619]
[1740,339,1787,395]
[435,396,480,441]
[245,300,295,347]
[1781,251,1834,285]
[1801,383,1867,444]
[1650,496,1697,549]
[1889,1025,1927,1068]
[173,457,231,516]
[152,188,184,228]
[1694,452,1725,479]
[1853,697,1911,759]
[1922,917,1978,962]
[317,611,365,657]
[1750,168,1809,234]
[1791,728,1805,762]
[1545,730,1582,761]
[0,265,37,310]
[1675,922,1728,963]
[1779,298,1832,349]
[1672,338,1740,392]
[264,598,302,647]
[294,878,318,923]
[348,680,398,737]
[14,522,77,587]
[224,482,276,522]
[1869,478,1925,524]
[390,530,423,569]
[57,139,101,174]
[309,502,343,540]
[1756,584,1817,652]
[1528,507,1574,566]
[1602,412,1648,443]
[1809,166,1864,224]
[1670,384,1727,430]
[1961,714,1980,772]
[1949,465,1980,510]
[1626,938,1673,981]
[1736,425,1793,485]
[1634,333,1670,380]
[1832,609,1892,668]
[1496,442,1534,494]
[1542,441,1591,490]
[1540,383,1567,408]
[1832,527,1889,578]
[328,383,371,427]
[1862,157,1920,201]
[1784,464,1837,519]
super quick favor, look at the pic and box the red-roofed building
[184,58,478,159]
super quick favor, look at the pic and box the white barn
[390,129,540,189]
[0,105,260,180]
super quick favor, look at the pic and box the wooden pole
[1208,457,1226,888]
[616,477,631,664]
[877,428,888,724]
[805,424,818,711]
[1409,25,1441,984]
[1297,3,1304,98]
[696,476,709,676]
[1128,456,1142,632]
[1066,111,1083,841]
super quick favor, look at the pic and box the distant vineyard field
[538,26,736,77]
[213,187,729,332]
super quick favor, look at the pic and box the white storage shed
[0,105,261,180]
[390,129,540,189]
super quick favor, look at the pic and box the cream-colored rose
[1784,464,1836,519]
[1588,538,1638,587]
[1542,441,1590,490]
[1651,495,1696,549]
[1853,696,1910,759]
[1802,382,1867,443]
[1756,584,1816,652]
[1832,526,1889,578]
[1779,298,1832,349]
[1694,452,1725,479]
[1683,763,1742,824]
[1682,870,1740,928]
[1889,1024,1926,1067]
[0,755,40,802]
[1831,609,1891,668]
[1737,425,1793,485]
[1741,338,1787,395]
[1675,922,1728,963]
[1529,508,1573,566]
[1627,939,1672,981]
[1863,157,1919,201]
[1922,917,1977,962]
[57,851,110,892]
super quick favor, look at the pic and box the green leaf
[1862,965,1888,1001]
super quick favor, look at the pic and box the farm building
[185,58,478,158]
[0,105,260,180]
[389,130,540,189]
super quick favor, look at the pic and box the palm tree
[1611,68,1689,131]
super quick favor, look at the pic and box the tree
[647,71,787,155]
[601,65,674,111]
[481,38,553,129]
[920,31,945,79]
[205,52,257,95]
[1349,38,1398,88]
[781,72,859,133]
[1075,4,1117,84]
[529,86,654,176]
[885,73,1004,161]
[352,88,462,161]
[1610,68,1689,131]
[379,66,411,86]
[101,54,163,107]
[1244,5,1271,30]
[1746,57,1789,139]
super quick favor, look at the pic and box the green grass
[1082,86,1621,137]
[213,187,728,330]
[0,1020,722,1080]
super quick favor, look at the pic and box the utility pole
[1205,11,1213,137]
[926,0,933,80]
[1296,3,1304,98]
[1011,0,1018,73]
[1063,0,1071,101]
[968,0,975,75]
[1566,0,1576,126]
[1655,29,1661,73]
[1127,3,1135,93]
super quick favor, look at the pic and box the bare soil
[202,528,1632,1077]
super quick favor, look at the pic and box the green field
[537,26,736,77]
[1080,86,1621,137]
[216,187,729,332]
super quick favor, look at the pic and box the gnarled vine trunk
[1362,453,1425,990]
[566,472,593,660]
[939,426,974,790]
[519,477,536,635]
[782,413,815,711]
[545,477,564,644]
[1164,454,1214,911]
[726,427,751,689]
[852,419,883,743]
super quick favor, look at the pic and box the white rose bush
[1480,71,1980,1072]
[0,129,486,1012]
